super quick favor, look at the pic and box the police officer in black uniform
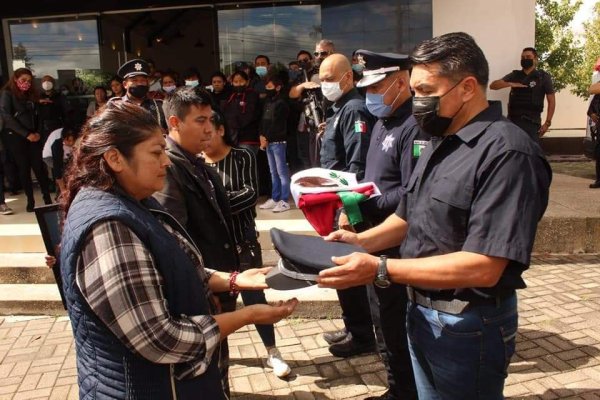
[319,32,552,399]
[335,50,427,400]
[490,47,555,141]
[112,59,167,129]
[317,52,376,358]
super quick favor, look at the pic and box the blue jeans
[407,293,518,400]
[266,142,290,202]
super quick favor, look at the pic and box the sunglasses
[314,51,330,57]
[298,58,310,63]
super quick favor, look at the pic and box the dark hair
[231,70,249,82]
[266,74,284,87]
[297,50,312,60]
[210,71,227,82]
[255,54,270,65]
[522,47,538,57]
[61,101,161,215]
[161,71,178,85]
[93,86,107,95]
[183,67,201,81]
[163,86,213,122]
[410,32,489,86]
[110,75,123,84]
[211,109,235,146]
[4,68,37,100]
[288,61,299,68]
[61,126,78,140]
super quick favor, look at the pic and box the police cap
[266,228,365,290]
[355,49,411,88]
[118,59,151,80]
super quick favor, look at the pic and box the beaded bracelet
[229,271,240,296]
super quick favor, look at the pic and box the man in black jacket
[153,87,239,396]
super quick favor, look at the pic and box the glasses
[314,51,330,57]
[298,58,310,63]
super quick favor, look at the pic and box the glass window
[218,5,321,73]
[321,0,432,56]
[7,18,101,92]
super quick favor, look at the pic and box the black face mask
[233,86,245,93]
[128,85,149,99]
[412,80,463,137]
[265,88,277,98]
[520,59,534,69]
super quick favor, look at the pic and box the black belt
[406,287,510,315]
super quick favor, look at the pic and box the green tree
[573,1,600,98]
[535,0,583,93]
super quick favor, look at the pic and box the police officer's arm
[326,212,408,253]
[320,150,551,290]
[540,93,555,135]
[489,72,526,90]
[340,107,373,181]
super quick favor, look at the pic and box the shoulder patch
[412,140,428,158]
[354,120,367,134]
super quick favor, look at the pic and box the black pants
[509,115,541,142]
[4,132,50,206]
[337,285,376,344]
[369,283,417,399]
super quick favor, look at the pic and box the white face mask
[321,73,348,102]
[42,81,53,91]
[163,85,176,93]
[185,80,199,88]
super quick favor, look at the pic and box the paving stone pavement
[1,254,600,399]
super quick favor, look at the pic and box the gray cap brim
[266,260,318,291]
[357,73,387,88]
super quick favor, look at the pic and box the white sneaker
[259,198,277,209]
[0,204,13,215]
[267,348,291,378]
[272,200,290,213]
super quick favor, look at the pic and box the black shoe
[328,336,376,358]
[26,203,35,212]
[323,329,348,345]
[364,391,398,400]
[590,181,600,189]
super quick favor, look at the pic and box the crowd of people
[0,31,566,399]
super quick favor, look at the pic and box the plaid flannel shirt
[76,219,222,380]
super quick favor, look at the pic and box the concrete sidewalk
[1,254,600,399]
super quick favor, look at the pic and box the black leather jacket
[0,89,37,139]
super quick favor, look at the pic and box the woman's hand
[246,299,298,325]
[235,267,271,290]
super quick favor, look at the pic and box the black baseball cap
[266,228,365,290]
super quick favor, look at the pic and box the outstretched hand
[247,298,299,325]
[236,267,271,290]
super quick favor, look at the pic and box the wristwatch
[374,255,391,288]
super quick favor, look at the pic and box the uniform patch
[412,140,428,158]
[381,135,395,152]
[354,120,367,133]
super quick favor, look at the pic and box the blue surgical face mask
[256,66,268,77]
[366,78,401,118]
[352,64,364,73]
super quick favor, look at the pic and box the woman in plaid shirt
[59,101,297,399]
